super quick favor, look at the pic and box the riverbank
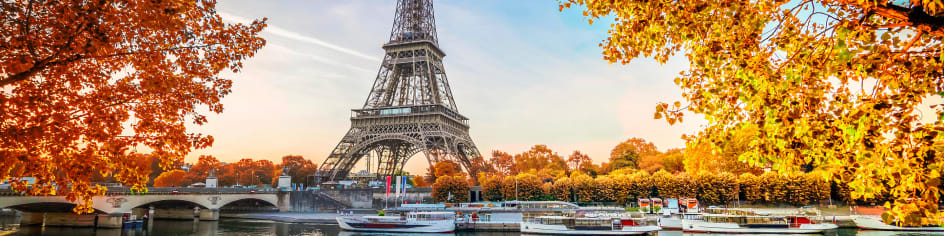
[223,205,880,228]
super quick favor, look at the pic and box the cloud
[219,11,381,61]
[266,44,374,74]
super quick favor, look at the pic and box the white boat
[852,215,944,232]
[521,216,661,235]
[336,212,455,233]
[683,214,838,234]
[659,212,704,230]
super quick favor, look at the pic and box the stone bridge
[0,188,290,228]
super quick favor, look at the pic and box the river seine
[0,216,924,236]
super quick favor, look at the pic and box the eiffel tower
[314,0,481,183]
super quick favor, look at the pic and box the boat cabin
[407,212,454,221]
[703,214,821,228]
[534,216,644,230]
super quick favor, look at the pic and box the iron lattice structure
[315,0,481,183]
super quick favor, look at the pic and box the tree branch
[0,44,218,87]
[845,1,944,38]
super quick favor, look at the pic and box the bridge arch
[4,202,106,214]
[128,199,210,210]
[216,197,278,209]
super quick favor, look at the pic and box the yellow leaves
[563,0,944,226]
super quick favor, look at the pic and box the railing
[0,187,280,196]
[352,104,468,124]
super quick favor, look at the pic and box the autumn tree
[514,145,568,178]
[254,159,276,187]
[489,151,515,175]
[431,175,469,203]
[651,170,679,198]
[514,173,545,201]
[216,164,236,187]
[0,0,266,213]
[412,175,430,188]
[480,175,504,201]
[683,127,764,175]
[153,170,190,187]
[593,175,617,202]
[278,155,317,184]
[760,172,788,204]
[739,173,764,203]
[186,155,221,184]
[563,0,944,225]
[608,138,659,171]
[432,160,464,178]
[572,174,595,203]
[551,177,574,202]
[637,154,665,173]
[566,151,592,173]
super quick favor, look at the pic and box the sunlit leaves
[0,0,267,212]
[562,0,944,225]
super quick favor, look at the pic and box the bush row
[476,170,835,206]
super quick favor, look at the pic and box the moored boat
[659,212,704,230]
[336,212,455,233]
[852,215,944,232]
[521,216,661,235]
[683,213,837,234]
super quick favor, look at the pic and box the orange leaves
[153,169,189,187]
[431,175,469,203]
[0,0,266,213]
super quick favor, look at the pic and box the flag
[385,176,392,198]
[402,176,408,196]
[395,176,402,198]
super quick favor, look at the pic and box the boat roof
[504,201,578,207]
[361,216,404,219]
[409,211,454,215]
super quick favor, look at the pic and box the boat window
[541,218,563,225]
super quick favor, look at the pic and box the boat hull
[683,221,837,234]
[520,221,661,235]
[659,217,684,230]
[336,217,455,233]
[852,215,944,232]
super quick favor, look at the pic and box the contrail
[220,12,381,62]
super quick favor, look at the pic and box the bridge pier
[95,213,125,228]
[19,212,43,226]
[43,212,96,227]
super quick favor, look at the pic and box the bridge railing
[0,187,280,196]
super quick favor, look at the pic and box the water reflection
[3,215,944,236]
[855,230,944,236]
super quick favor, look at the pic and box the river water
[0,216,931,236]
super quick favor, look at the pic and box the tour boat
[852,215,944,231]
[658,198,703,230]
[336,212,455,233]
[683,213,838,233]
[659,212,704,230]
[520,216,661,235]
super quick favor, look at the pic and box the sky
[187,0,708,174]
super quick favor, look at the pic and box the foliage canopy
[562,0,944,225]
[0,0,266,212]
